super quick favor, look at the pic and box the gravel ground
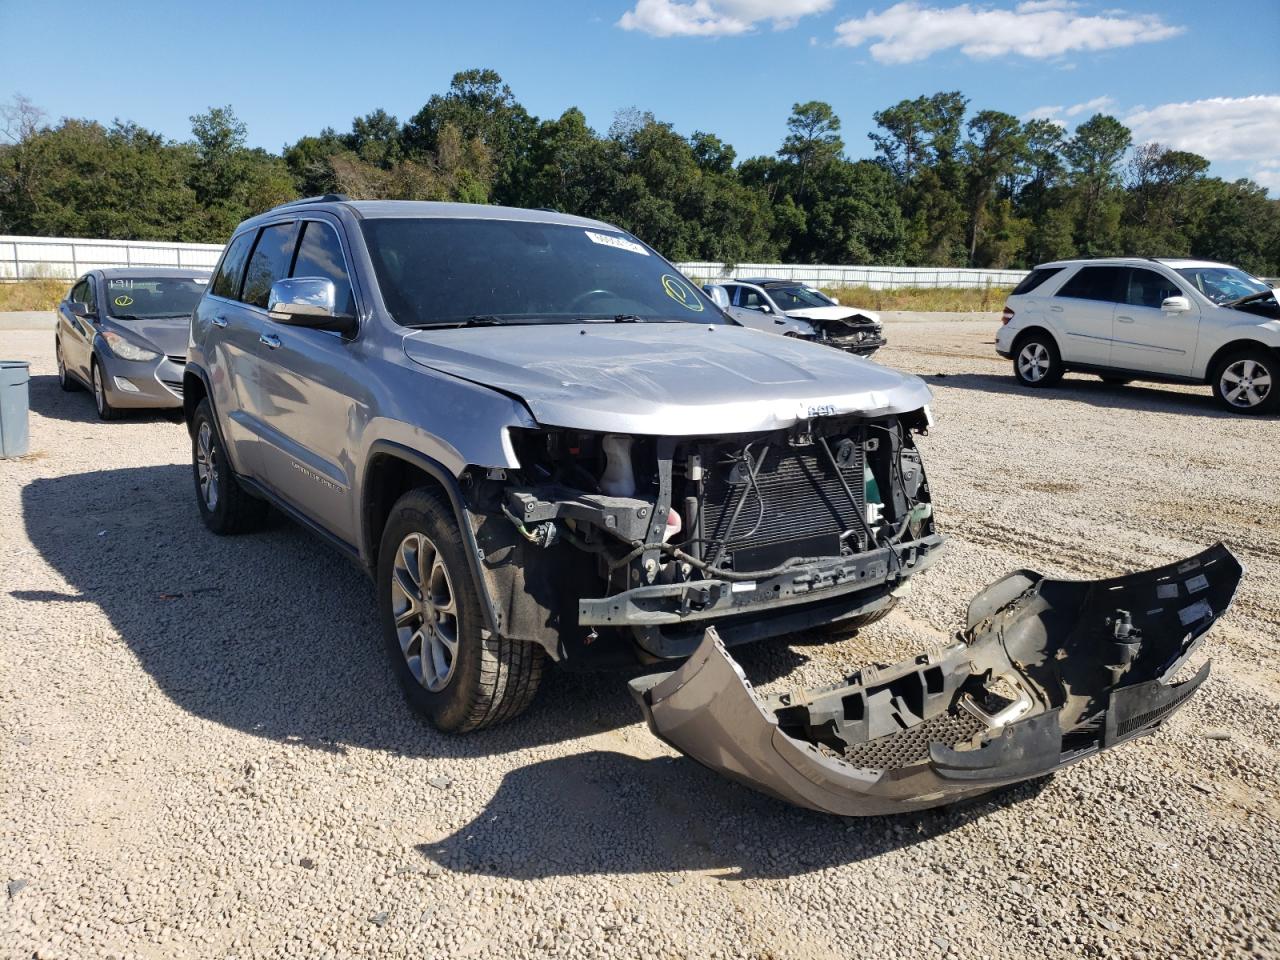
[2,315,1277,960]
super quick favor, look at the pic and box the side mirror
[702,285,731,309]
[68,302,94,320]
[1161,295,1191,313]
[757,303,771,314]
[268,278,355,336]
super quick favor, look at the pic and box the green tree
[962,110,1028,265]
[778,101,843,200]
[1062,113,1131,256]
[403,68,534,204]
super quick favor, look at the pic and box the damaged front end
[802,314,887,358]
[630,544,1242,815]
[465,406,941,664]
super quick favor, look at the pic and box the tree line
[2,70,1277,274]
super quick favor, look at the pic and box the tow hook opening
[631,544,1243,816]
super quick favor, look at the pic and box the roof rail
[270,193,351,211]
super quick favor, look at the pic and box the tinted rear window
[1011,267,1063,296]
[211,232,254,300]
[1057,266,1124,303]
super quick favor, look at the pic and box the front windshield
[104,277,208,319]
[360,217,728,327]
[1174,267,1272,305]
[764,285,836,310]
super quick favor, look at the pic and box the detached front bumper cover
[630,544,1242,816]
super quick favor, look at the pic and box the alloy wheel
[390,532,460,693]
[1219,358,1272,409]
[195,421,220,511]
[1017,342,1051,383]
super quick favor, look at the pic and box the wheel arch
[361,441,501,637]
[183,366,210,434]
[1202,338,1280,383]
[1010,325,1060,354]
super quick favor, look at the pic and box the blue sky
[1,0,1277,189]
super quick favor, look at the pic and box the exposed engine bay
[464,409,942,662]
[789,310,887,357]
[631,544,1242,815]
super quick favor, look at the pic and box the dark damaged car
[184,197,1242,815]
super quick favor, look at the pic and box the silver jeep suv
[185,198,1241,816]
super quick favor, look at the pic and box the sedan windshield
[763,285,836,310]
[1175,267,1272,305]
[360,217,728,327]
[104,277,208,319]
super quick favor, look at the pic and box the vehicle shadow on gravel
[922,372,1250,417]
[26,373,181,424]
[415,750,1052,880]
[19,464,809,762]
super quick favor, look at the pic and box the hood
[786,306,881,325]
[403,322,930,435]
[107,315,192,357]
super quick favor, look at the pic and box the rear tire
[1211,349,1277,415]
[190,397,269,534]
[1012,334,1064,387]
[91,358,119,420]
[377,486,544,732]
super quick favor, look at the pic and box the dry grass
[818,285,1013,312]
[0,279,67,312]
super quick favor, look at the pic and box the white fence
[0,235,224,280]
[2,233,1030,288]
[679,262,1029,290]
[9,233,1272,291]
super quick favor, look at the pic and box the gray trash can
[0,360,31,458]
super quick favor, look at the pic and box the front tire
[377,487,544,732]
[1012,334,1064,387]
[56,340,79,392]
[91,358,119,420]
[1211,349,1277,415]
[190,398,268,534]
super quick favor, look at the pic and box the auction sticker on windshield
[662,274,703,312]
[585,230,648,256]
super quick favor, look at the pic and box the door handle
[259,332,282,349]
[1050,305,1063,312]
[211,315,228,328]
[1116,315,1134,324]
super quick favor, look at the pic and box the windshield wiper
[573,314,682,323]
[1222,289,1276,307]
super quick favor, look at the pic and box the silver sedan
[55,267,211,419]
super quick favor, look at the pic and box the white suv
[996,258,1279,414]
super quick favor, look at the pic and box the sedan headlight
[101,330,160,362]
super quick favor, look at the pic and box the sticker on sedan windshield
[661,274,703,312]
[585,230,648,256]
[114,295,134,307]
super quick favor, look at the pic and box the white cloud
[1024,95,1115,124]
[833,2,1183,64]
[618,0,833,37]
[1124,95,1280,165]
[1065,95,1114,117]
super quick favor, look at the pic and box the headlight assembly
[101,330,160,362]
